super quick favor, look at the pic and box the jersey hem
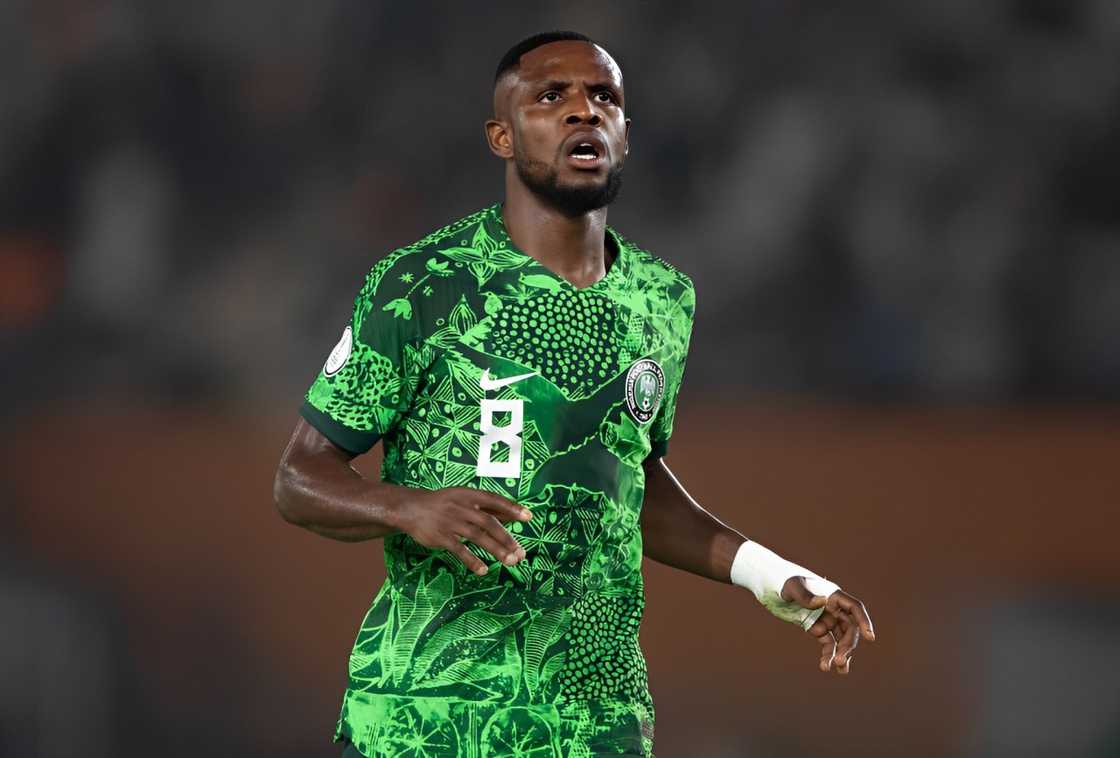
[333,689,654,757]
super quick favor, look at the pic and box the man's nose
[565,95,602,126]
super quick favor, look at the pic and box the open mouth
[565,136,607,169]
[569,142,601,161]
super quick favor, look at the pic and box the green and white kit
[302,203,694,757]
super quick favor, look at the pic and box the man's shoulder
[358,205,496,295]
[401,204,497,257]
[612,228,695,303]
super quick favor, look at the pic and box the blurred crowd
[2,0,1118,412]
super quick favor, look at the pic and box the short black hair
[495,31,596,84]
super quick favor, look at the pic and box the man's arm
[639,455,876,674]
[274,417,407,542]
[639,456,745,583]
[273,417,532,574]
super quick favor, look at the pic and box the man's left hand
[782,577,876,675]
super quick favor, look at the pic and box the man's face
[491,41,630,216]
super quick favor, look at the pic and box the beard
[514,145,625,217]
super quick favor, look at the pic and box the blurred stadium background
[2,1,1119,756]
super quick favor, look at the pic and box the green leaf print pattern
[481,707,557,757]
[439,219,533,287]
[522,607,568,699]
[411,608,525,685]
[379,571,454,687]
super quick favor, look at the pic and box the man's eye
[540,92,560,103]
[595,92,616,104]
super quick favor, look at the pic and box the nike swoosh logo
[480,368,538,391]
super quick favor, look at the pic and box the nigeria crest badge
[625,358,665,424]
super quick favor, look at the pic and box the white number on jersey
[476,398,523,478]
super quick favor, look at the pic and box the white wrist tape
[730,540,840,631]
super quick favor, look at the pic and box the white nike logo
[479,368,538,391]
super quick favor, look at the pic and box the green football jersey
[301,203,694,757]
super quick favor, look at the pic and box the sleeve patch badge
[324,325,353,377]
[625,358,664,424]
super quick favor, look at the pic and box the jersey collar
[487,203,630,293]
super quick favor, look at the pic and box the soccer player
[274,31,875,758]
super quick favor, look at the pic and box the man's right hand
[393,487,532,576]
[274,419,534,564]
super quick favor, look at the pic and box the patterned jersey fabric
[301,203,694,757]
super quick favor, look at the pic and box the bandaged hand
[730,540,875,674]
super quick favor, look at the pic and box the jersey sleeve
[647,280,696,460]
[300,252,438,454]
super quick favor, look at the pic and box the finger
[827,592,875,640]
[836,647,853,675]
[818,628,837,672]
[471,511,526,564]
[782,576,828,610]
[448,540,489,576]
[806,609,840,639]
[454,521,518,567]
[829,592,876,641]
[469,490,533,523]
[832,613,860,675]
[819,629,838,673]
[781,576,810,604]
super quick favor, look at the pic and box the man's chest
[393,286,676,493]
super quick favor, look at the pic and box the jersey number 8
[476,399,523,479]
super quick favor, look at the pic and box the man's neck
[501,183,611,289]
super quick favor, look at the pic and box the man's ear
[624,117,631,156]
[485,119,513,159]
